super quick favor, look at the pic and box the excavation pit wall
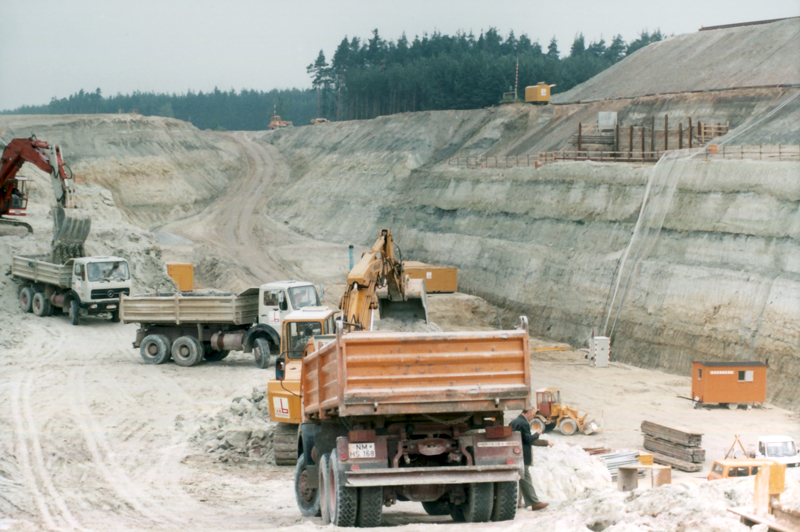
[265,123,800,409]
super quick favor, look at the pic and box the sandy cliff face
[264,99,800,409]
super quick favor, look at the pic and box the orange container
[403,261,457,293]
[166,262,194,292]
[691,361,766,406]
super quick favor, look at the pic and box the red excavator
[0,136,91,262]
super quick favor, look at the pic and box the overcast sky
[1,0,797,110]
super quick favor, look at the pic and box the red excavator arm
[0,136,90,262]
[1,136,72,217]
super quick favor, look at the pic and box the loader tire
[32,292,52,317]
[558,417,577,436]
[357,486,383,527]
[140,334,171,365]
[171,336,204,367]
[491,481,518,522]
[294,453,320,517]
[531,417,547,434]
[19,286,34,313]
[330,454,357,527]
[253,338,271,369]
[463,482,493,523]
[273,423,299,466]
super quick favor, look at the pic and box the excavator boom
[340,229,428,331]
[0,136,91,261]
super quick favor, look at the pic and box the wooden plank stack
[641,421,704,473]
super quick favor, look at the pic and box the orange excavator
[0,136,91,262]
[339,228,428,331]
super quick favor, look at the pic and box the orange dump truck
[284,317,532,527]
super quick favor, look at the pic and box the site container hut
[691,361,767,409]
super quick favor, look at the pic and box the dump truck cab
[754,436,800,468]
[267,306,338,464]
[258,280,321,339]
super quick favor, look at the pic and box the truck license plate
[349,443,376,458]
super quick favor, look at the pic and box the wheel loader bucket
[378,278,429,324]
[51,206,91,263]
[582,420,599,435]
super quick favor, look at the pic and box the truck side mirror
[275,357,285,380]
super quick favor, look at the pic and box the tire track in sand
[12,371,85,530]
[67,368,184,526]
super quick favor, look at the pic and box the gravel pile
[192,387,275,462]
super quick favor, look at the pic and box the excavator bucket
[378,278,429,324]
[51,206,91,263]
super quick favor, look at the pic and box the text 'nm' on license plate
[349,443,376,458]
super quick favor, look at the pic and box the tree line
[308,28,663,120]
[1,28,662,129]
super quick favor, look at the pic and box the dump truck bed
[303,328,531,418]
[120,288,259,325]
[12,256,71,288]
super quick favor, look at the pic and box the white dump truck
[12,255,132,325]
[120,280,322,368]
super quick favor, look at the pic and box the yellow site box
[403,261,457,293]
[166,262,194,292]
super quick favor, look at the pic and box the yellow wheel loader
[531,387,597,436]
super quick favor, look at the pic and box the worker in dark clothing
[510,408,554,511]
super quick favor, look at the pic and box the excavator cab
[2,177,30,213]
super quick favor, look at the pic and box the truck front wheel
[140,335,171,365]
[19,287,34,313]
[69,299,80,326]
[253,338,271,369]
[294,453,320,517]
[171,336,204,367]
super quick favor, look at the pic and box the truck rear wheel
[330,454,357,527]
[69,299,80,326]
[140,334,171,364]
[558,417,577,435]
[319,453,331,524]
[171,336,204,367]
[19,287,34,313]
[273,423,299,465]
[490,481,517,521]
[357,486,383,527]
[253,338,271,369]
[462,483,493,523]
[294,453,320,517]
[204,349,230,362]
[32,292,52,317]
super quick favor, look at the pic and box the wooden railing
[447,145,799,169]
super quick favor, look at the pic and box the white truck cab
[258,280,321,337]
[754,435,800,468]
[13,254,132,325]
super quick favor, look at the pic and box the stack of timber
[641,421,704,472]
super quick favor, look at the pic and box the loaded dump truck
[12,255,131,324]
[281,317,533,526]
[120,280,322,368]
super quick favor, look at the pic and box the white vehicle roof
[260,280,315,289]
[759,435,795,443]
[285,306,336,321]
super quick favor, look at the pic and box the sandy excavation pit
[1,18,799,532]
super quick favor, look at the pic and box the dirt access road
[1,133,798,532]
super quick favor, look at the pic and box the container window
[733,467,749,477]
[698,368,702,380]
[711,463,723,476]
[738,370,753,382]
